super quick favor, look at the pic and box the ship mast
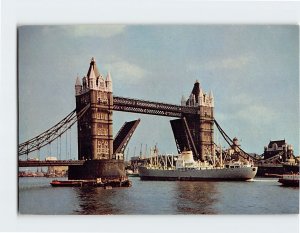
[144,144,148,158]
[140,143,143,159]
[213,146,215,166]
[150,147,153,166]
[220,144,223,167]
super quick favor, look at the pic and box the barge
[50,178,131,188]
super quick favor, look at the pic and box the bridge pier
[68,160,126,180]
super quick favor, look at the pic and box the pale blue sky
[18,25,299,159]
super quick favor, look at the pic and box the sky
[18,25,299,160]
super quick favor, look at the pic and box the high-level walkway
[18,160,85,167]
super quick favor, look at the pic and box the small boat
[50,180,84,187]
[139,150,257,181]
[278,174,299,187]
[126,169,139,177]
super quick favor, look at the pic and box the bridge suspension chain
[214,119,260,161]
[18,104,90,156]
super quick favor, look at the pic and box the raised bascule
[19,57,215,181]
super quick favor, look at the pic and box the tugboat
[278,173,299,187]
[126,169,139,177]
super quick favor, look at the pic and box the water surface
[18,177,299,215]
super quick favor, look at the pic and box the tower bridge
[19,57,216,180]
[74,57,214,164]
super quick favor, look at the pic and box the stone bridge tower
[69,58,123,180]
[182,80,214,161]
[75,57,113,160]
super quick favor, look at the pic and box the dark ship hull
[256,163,299,177]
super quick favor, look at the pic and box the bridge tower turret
[75,76,82,96]
[181,95,186,106]
[106,71,113,93]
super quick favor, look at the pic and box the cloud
[213,55,251,70]
[217,92,277,127]
[236,104,277,126]
[187,54,253,72]
[72,25,126,38]
[219,93,277,125]
[103,60,147,83]
[230,93,253,106]
[42,25,126,38]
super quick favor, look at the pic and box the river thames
[19,176,298,215]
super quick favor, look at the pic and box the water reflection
[73,180,219,215]
[174,181,218,214]
[74,187,122,214]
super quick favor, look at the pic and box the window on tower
[100,82,105,89]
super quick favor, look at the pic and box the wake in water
[252,179,278,182]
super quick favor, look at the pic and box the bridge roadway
[113,96,199,117]
[18,160,85,167]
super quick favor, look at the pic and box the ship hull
[139,166,257,181]
[278,178,299,187]
[278,174,299,187]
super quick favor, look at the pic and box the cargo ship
[139,150,257,181]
